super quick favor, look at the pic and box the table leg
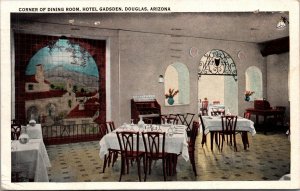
[210,132,214,151]
[241,132,247,150]
[263,115,267,135]
[255,115,259,125]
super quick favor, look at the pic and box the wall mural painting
[25,39,100,126]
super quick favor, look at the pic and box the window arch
[245,66,263,101]
[164,62,189,106]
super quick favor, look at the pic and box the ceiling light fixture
[276,16,289,30]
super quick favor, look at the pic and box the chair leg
[221,134,224,151]
[149,159,152,175]
[107,151,112,167]
[190,152,197,176]
[126,159,129,174]
[214,132,219,149]
[162,158,166,181]
[173,155,178,175]
[137,158,141,182]
[103,155,108,173]
[201,134,206,147]
[119,158,124,182]
[144,158,148,181]
[210,132,214,151]
[233,135,238,152]
[143,156,148,182]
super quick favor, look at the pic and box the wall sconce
[276,16,289,30]
[158,75,164,83]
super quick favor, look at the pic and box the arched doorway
[198,49,238,115]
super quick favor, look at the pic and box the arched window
[245,66,263,101]
[164,62,189,106]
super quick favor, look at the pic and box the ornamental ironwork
[198,49,237,81]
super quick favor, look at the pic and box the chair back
[162,116,178,125]
[189,121,199,148]
[142,132,165,159]
[244,112,251,119]
[221,115,237,134]
[275,106,286,111]
[199,114,205,134]
[99,123,108,138]
[211,109,219,116]
[160,114,168,124]
[106,121,116,133]
[185,113,195,126]
[11,123,21,140]
[117,131,139,157]
[167,114,179,124]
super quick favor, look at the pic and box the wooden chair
[11,122,21,140]
[116,131,145,181]
[220,115,238,152]
[199,114,207,147]
[275,106,286,127]
[101,123,120,173]
[142,131,168,181]
[185,113,195,130]
[169,114,179,121]
[162,116,179,125]
[218,108,225,116]
[188,121,199,176]
[106,121,116,133]
[200,100,209,116]
[240,112,251,149]
[160,114,168,124]
[211,109,219,116]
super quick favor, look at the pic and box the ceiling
[12,12,289,43]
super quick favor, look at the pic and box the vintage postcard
[1,0,299,190]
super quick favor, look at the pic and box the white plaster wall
[266,53,290,119]
[118,31,266,124]
[12,18,271,127]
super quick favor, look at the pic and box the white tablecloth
[99,124,189,161]
[26,124,43,139]
[201,116,256,136]
[11,139,51,182]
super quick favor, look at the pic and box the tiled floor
[46,130,290,182]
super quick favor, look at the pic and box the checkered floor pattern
[46,131,290,182]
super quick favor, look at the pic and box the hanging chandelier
[276,16,289,30]
[198,49,237,81]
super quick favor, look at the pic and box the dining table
[11,138,51,182]
[26,124,43,139]
[201,115,256,150]
[99,124,190,163]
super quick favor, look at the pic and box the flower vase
[245,95,250,102]
[167,97,174,105]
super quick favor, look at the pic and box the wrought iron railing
[42,123,102,145]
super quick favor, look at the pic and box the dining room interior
[6,10,298,186]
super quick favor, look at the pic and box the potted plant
[244,90,255,101]
[165,88,179,105]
